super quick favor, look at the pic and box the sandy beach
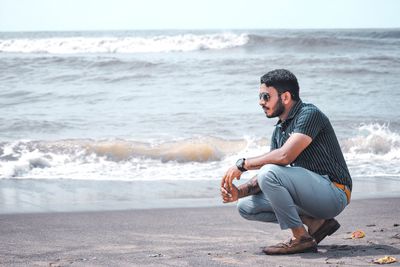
[1,197,399,266]
[1,28,400,266]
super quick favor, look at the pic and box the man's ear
[281,91,292,104]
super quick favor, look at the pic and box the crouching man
[220,69,352,255]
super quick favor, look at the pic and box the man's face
[259,84,285,118]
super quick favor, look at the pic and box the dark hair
[260,69,300,101]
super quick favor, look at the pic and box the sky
[0,0,399,31]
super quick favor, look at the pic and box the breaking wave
[343,123,400,178]
[2,29,399,54]
[342,123,400,157]
[0,137,249,179]
[1,123,399,180]
[0,33,249,54]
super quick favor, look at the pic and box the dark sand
[1,198,400,266]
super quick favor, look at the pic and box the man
[220,69,352,255]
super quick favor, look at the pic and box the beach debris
[391,233,400,240]
[325,259,345,265]
[366,224,376,227]
[351,230,366,239]
[148,253,164,258]
[373,256,397,264]
[393,223,399,227]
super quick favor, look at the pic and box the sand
[1,197,400,266]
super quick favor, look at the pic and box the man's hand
[221,166,242,192]
[220,185,239,203]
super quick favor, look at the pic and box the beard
[266,98,285,118]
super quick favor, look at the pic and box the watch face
[236,158,244,168]
[236,158,247,171]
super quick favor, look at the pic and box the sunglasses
[259,92,271,102]
[259,92,286,102]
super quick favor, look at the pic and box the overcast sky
[1,0,399,31]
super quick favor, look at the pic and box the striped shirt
[270,100,352,191]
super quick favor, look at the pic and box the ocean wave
[0,33,249,54]
[0,119,68,134]
[343,123,400,178]
[0,137,249,178]
[342,123,400,156]
[360,30,400,39]
[84,138,248,162]
[2,29,399,54]
[247,34,342,48]
[1,124,399,180]
[245,31,400,50]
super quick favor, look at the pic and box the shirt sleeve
[293,108,326,139]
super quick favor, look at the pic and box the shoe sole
[263,245,318,255]
[314,220,341,244]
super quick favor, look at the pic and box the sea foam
[0,137,249,179]
[0,33,249,54]
[1,124,399,180]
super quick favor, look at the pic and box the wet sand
[1,197,400,266]
[2,178,400,214]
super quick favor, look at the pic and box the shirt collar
[275,99,303,126]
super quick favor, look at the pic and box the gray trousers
[237,164,348,230]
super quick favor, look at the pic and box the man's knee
[237,197,277,223]
[257,164,283,187]
[237,198,255,220]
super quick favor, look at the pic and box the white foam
[343,123,399,155]
[1,125,399,181]
[0,33,249,54]
[343,123,400,178]
[0,138,251,180]
[1,149,51,178]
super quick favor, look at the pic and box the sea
[1,29,400,212]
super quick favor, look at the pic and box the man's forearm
[244,148,289,170]
[243,134,313,170]
[238,175,261,198]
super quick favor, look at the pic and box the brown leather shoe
[262,236,317,255]
[310,218,340,244]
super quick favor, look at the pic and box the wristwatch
[236,158,247,172]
